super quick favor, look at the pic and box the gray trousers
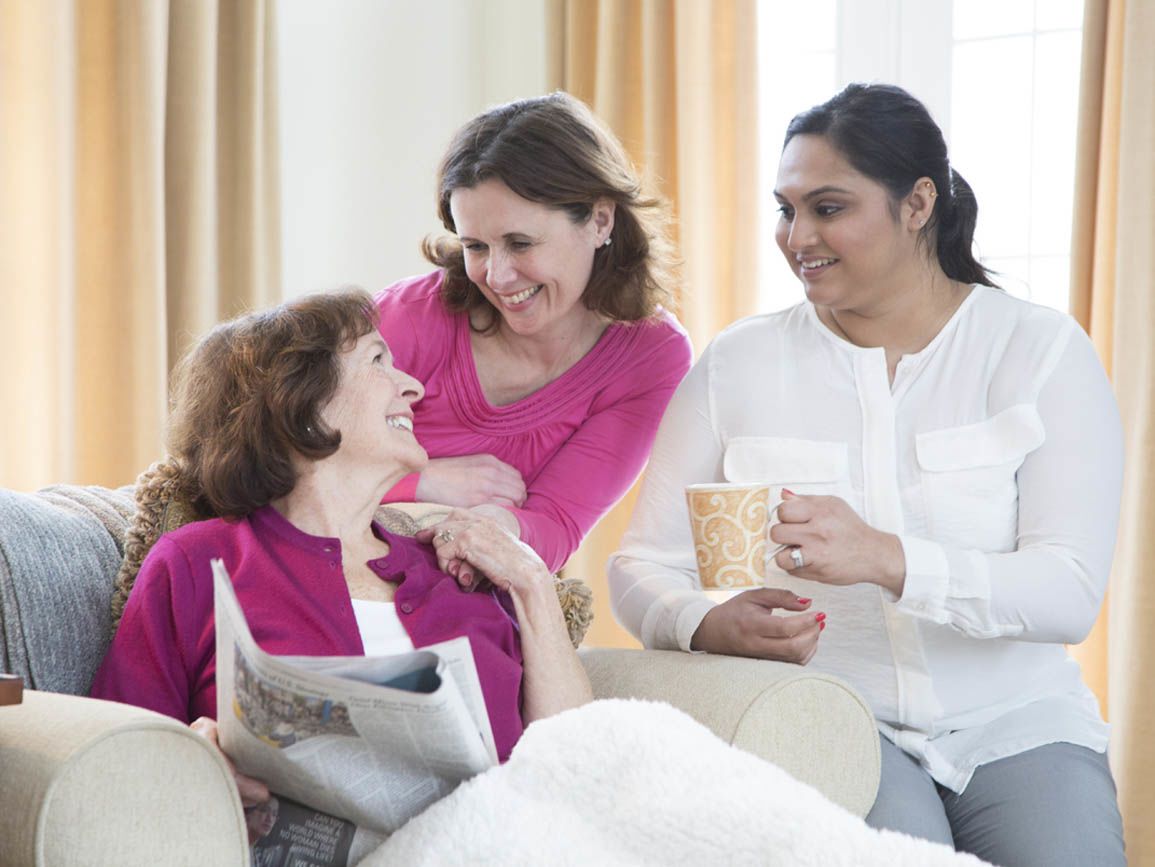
[865,737,1126,866]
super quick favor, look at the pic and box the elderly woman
[609,83,1125,866]
[377,92,692,572]
[91,290,591,807]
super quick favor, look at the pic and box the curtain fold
[1069,0,1155,859]
[0,0,280,492]
[554,0,761,648]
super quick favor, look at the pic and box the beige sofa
[0,485,880,866]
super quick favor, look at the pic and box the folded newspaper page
[211,559,498,866]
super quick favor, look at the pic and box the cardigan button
[400,602,414,614]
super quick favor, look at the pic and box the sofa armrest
[0,691,248,866]
[579,648,880,817]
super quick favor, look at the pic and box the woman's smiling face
[450,178,612,340]
[321,332,427,474]
[774,134,916,314]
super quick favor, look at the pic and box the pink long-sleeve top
[90,505,526,760]
[376,271,693,571]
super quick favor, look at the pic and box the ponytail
[932,168,998,287]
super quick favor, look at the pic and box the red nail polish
[819,621,826,630]
[782,488,796,497]
[815,612,826,623]
[797,597,812,605]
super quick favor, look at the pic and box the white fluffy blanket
[361,699,990,866]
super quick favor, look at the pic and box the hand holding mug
[770,490,906,595]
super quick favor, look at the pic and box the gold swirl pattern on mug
[686,487,769,589]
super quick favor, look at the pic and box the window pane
[1035,0,1084,31]
[952,37,1034,259]
[984,256,1032,300]
[758,0,836,313]
[760,0,836,51]
[1031,30,1082,256]
[1025,255,1072,311]
[954,0,1034,40]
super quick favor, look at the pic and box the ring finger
[774,544,807,573]
[429,523,473,582]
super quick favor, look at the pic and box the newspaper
[211,559,498,866]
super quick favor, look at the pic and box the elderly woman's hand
[416,509,550,599]
[190,716,274,844]
[690,589,823,663]
[769,491,906,595]
[419,510,592,720]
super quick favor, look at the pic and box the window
[758,0,1085,315]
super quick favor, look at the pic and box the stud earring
[603,237,613,247]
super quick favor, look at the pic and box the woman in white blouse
[608,83,1125,866]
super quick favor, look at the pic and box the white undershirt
[350,598,416,656]
[608,286,1122,793]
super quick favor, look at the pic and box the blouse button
[400,602,414,615]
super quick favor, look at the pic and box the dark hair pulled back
[784,83,997,288]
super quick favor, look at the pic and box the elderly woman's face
[773,134,918,314]
[450,178,613,340]
[320,332,427,474]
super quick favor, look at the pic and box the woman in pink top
[377,93,692,571]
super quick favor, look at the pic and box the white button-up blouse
[608,286,1122,793]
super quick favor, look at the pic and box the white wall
[276,0,555,298]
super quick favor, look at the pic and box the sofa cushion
[0,486,134,694]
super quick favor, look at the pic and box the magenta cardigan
[90,506,526,761]
[376,271,693,571]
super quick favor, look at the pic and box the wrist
[874,532,906,596]
[515,570,556,609]
[510,570,566,631]
[689,607,719,653]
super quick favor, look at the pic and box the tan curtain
[1068,0,1155,859]
[0,0,280,493]
[551,0,761,648]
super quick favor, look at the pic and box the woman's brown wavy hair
[423,91,677,331]
[167,289,378,518]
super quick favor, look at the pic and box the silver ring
[790,547,805,569]
[436,529,454,544]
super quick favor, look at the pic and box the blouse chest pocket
[723,437,851,498]
[915,404,1045,551]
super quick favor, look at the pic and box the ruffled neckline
[446,312,651,434]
